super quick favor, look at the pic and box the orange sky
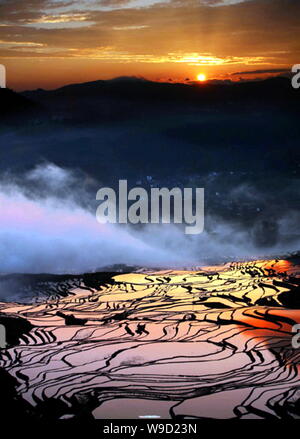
[0,0,299,90]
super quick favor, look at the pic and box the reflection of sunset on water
[1,258,299,419]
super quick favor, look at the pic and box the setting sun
[197,73,207,82]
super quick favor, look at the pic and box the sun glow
[197,73,207,82]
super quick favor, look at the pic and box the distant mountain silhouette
[0,88,40,120]
[23,75,297,105]
[16,75,297,127]
[0,76,296,125]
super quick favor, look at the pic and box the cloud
[0,163,299,274]
[63,48,269,65]
[0,164,180,273]
[0,40,45,48]
[24,13,95,29]
[200,0,250,5]
[113,25,149,30]
[231,68,291,75]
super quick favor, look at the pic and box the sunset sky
[0,0,299,91]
